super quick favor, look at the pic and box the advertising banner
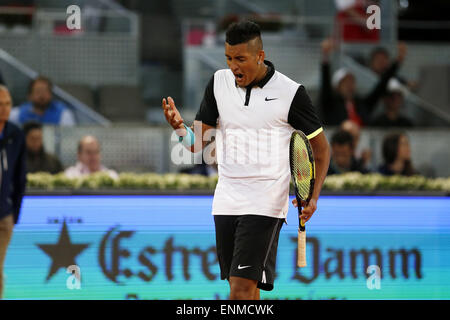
[4,195,449,300]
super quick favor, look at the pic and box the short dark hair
[23,121,42,137]
[331,130,354,148]
[382,132,403,165]
[225,20,262,46]
[28,75,53,94]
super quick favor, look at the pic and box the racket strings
[290,137,313,201]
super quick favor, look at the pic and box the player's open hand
[162,97,186,136]
[292,198,317,223]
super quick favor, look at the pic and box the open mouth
[235,73,244,81]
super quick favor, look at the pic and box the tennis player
[162,21,330,300]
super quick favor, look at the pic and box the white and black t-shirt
[196,60,323,219]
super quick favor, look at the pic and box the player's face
[0,89,12,123]
[225,42,263,87]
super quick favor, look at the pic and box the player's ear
[258,50,265,65]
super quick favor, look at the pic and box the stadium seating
[98,85,147,122]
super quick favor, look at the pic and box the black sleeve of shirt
[288,85,323,136]
[195,75,219,127]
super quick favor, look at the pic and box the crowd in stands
[319,38,413,127]
[0,75,118,179]
[64,135,118,179]
[0,1,34,32]
[22,121,118,179]
[316,35,418,177]
[23,121,62,174]
[9,76,76,127]
[0,28,423,179]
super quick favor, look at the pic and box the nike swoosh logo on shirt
[265,97,278,101]
[238,265,252,270]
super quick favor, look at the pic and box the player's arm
[288,85,330,222]
[162,97,214,153]
[190,75,219,152]
[302,131,330,220]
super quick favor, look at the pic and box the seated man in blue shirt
[9,76,76,126]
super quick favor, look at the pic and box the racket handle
[297,206,305,232]
[297,229,307,267]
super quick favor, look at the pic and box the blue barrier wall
[4,195,450,300]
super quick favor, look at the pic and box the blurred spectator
[369,46,390,75]
[328,129,369,175]
[371,79,414,128]
[334,0,379,42]
[379,132,416,176]
[340,119,371,170]
[0,1,35,29]
[9,76,76,126]
[369,44,418,91]
[65,135,118,179]
[0,85,26,298]
[319,38,405,126]
[23,121,63,174]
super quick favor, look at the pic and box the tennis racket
[289,131,315,268]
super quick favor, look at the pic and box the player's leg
[229,276,258,300]
[0,214,14,299]
[214,215,237,299]
[228,215,284,298]
[228,277,259,300]
[254,288,260,300]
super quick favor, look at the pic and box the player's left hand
[292,198,317,223]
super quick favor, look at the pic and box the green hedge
[26,172,450,192]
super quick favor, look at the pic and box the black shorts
[214,214,284,291]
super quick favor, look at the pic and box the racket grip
[297,229,307,268]
[297,205,305,232]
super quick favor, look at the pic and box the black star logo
[37,219,90,281]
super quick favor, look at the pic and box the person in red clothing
[335,0,380,42]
